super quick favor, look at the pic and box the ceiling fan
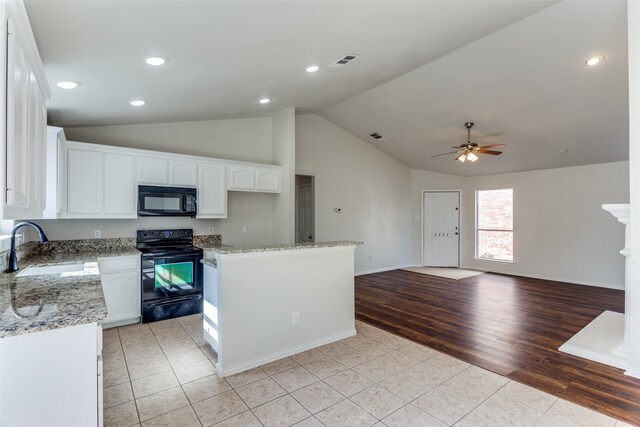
[432,122,506,162]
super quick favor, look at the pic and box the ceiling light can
[56,81,80,89]
[145,57,166,66]
[306,65,319,73]
[259,98,270,104]
[585,55,604,66]
[130,100,146,106]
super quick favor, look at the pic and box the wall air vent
[369,132,385,141]
[328,53,360,69]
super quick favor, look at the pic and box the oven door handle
[145,294,202,308]
[142,253,202,261]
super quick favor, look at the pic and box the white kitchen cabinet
[98,255,141,328]
[44,126,66,218]
[255,166,281,192]
[66,145,103,216]
[104,152,136,217]
[228,163,281,193]
[228,164,256,191]
[169,159,198,187]
[2,5,50,220]
[137,155,169,184]
[0,322,101,427]
[198,162,227,218]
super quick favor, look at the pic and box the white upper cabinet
[228,164,255,191]
[43,127,65,219]
[255,166,281,193]
[66,146,103,216]
[228,163,281,193]
[169,160,198,187]
[63,141,136,218]
[198,162,227,218]
[2,3,51,220]
[136,155,169,185]
[104,152,136,217]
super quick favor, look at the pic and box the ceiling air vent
[328,53,360,69]
[369,132,385,141]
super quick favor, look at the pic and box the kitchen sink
[16,263,85,277]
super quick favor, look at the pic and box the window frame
[474,188,514,263]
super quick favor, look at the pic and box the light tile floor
[103,315,636,427]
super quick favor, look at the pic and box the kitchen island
[202,240,362,377]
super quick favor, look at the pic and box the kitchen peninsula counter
[202,240,362,377]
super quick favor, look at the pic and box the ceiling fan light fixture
[467,152,479,162]
[457,153,467,163]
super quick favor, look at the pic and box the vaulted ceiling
[25,1,628,176]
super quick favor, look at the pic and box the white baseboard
[625,367,640,379]
[101,317,140,329]
[355,264,413,276]
[215,328,357,377]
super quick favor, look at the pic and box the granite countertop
[0,246,140,339]
[207,240,363,255]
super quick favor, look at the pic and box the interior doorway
[295,175,315,243]
[423,190,460,267]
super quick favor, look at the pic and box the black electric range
[137,229,204,323]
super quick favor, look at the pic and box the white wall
[626,0,640,377]
[35,116,282,245]
[409,169,465,266]
[296,114,412,274]
[272,108,296,244]
[64,117,274,163]
[460,162,629,289]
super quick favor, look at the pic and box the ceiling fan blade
[478,144,506,149]
[477,149,502,155]
[431,151,459,158]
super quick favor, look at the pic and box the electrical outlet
[242,225,248,233]
[16,232,24,246]
[94,229,101,239]
[292,311,300,325]
[208,226,214,234]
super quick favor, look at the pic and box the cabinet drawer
[98,256,139,273]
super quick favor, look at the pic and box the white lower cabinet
[198,161,227,218]
[98,255,141,328]
[0,322,101,427]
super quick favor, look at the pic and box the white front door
[423,191,460,267]
[296,184,314,243]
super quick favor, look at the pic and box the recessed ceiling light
[130,100,146,106]
[145,57,166,66]
[56,81,80,89]
[585,55,604,66]
[259,98,270,104]
[559,149,569,153]
[306,65,319,73]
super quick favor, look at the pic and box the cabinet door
[66,147,103,215]
[228,165,255,191]
[136,155,169,184]
[27,74,46,212]
[100,271,140,324]
[104,152,136,216]
[198,162,227,217]
[5,20,30,209]
[169,160,198,187]
[255,167,281,193]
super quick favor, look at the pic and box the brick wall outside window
[476,189,513,261]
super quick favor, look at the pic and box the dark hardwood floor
[355,269,640,425]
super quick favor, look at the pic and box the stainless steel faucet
[6,222,49,273]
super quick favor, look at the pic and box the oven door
[141,253,203,302]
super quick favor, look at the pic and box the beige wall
[460,162,629,289]
[296,114,412,274]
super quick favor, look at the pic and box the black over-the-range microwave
[138,185,197,217]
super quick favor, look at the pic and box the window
[476,188,513,262]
